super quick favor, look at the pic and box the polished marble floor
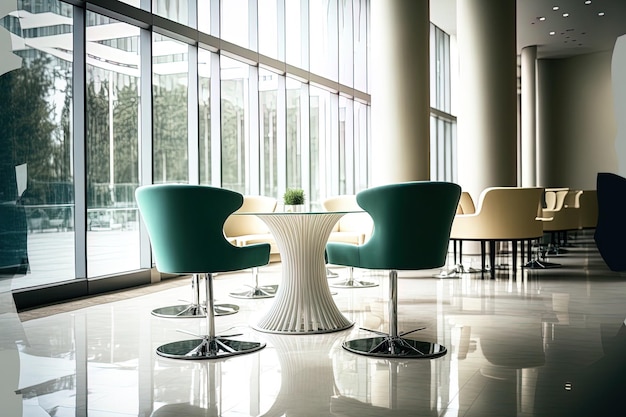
[3,231,626,417]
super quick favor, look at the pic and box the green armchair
[136,184,270,359]
[326,181,460,358]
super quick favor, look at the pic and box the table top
[234,204,363,215]
[234,210,360,216]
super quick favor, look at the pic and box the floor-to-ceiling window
[286,77,307,191]
[86,12,141,277]
[259,68,279,197]
[153,34,189,184]
[430,23,457,183]
[0,0,450,306]
[1,0,75,289]
[221,55,250,194]
[199,48,212,185]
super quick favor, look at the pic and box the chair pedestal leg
[342,270,447,358]
[229,267,279,299]
[152,273,240,318]
[523,238,562,269]
[329,266,378,288]
[156,273,266,359]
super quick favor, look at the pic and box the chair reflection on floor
[326,181,460,358]
[331,349,439,416]
[151,361,222,417]
[136,184,270,359]
[151,354,267,417]
[257,332,340,417]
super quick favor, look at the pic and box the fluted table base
[253,213,354,334]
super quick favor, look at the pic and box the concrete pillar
[536,59,558,187]
[521,45,537,187]
[370,0,430,185]
[456,0,517,200]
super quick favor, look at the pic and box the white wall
[613,35,626,177]
[537,49,618,190]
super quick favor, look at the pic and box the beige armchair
[448,191,480,275]
[542,189,581,255]
[578,189,598,229]
[224,195,280,298]
[457,191,476,214]
[323,195,376,288]
[544,187,569,210]
[450,187,545,277]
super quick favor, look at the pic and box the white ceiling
[430,0,626,59]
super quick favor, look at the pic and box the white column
[457,0,517,200]
[521,45,538,187]
[371,0,430,185]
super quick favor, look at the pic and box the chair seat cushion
[326,241,361,268]
[328,231,366,245]
[235,233,279,254]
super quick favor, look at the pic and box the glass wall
[285,0,308,70]
[221,0,250,49]
[0,0,454,304]
[86,12,141,277]
[286,77,306,190]
[221,56,250,194]
[199,48,212,185]
[310,0,338,81]
[153,0,190,27]
[0,0,75,288]
[430,23,457,183]
[152,34,189,184]
[258,0,281,60]
[259,69,279,197]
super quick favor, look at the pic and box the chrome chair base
[229,284,278,299]
[329,278,378,288]
[151,303,239,318]
[343,336,447,359]
[156,337,266,359]
[523,259,562,269]
[326,267,340,278]
[329,267,378,288]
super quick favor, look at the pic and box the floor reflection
[1,276,24,416]
[332,349,440,416]
[9,232,626,416]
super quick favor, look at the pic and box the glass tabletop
[233,202,362,215]
[233,209,360,215]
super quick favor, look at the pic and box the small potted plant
[283,188,305,212]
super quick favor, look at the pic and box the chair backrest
[356,181,461,270]
[457,191,476,214]
[594,173,626,271]
[322,195,373,239]
[223,195,277,237]
[135,184,269,274]
[563,190,582,208]
[456,187,545,240]
[544,188,569,211]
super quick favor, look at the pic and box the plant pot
[285,204,304,212]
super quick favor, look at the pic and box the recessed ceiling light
[562,13,570,17]
[553,6,560,10]
[539,16,546,21]
[550,31,556,35]
[598,12,605,16]
[585,0,592,4]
